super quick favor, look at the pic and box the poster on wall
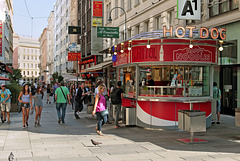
[93,1,103,17]
[92,18,102,27]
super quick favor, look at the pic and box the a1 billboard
[177,0,201,20]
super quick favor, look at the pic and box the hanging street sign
[68,43,81,51]
[68,26,81,34]
[177,0,201,20]
[68,52,81,61]
[97,27,119,38]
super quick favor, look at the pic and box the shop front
[113,38,219,128]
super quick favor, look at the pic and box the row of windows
[22,48,39,54]
[209,0,239,17]
[22,71,39,76]
[22,63,39,69]
[21,55,39,60]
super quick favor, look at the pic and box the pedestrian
[33,86,43,127]
[70,84,76,110]
[92,85,108,136]
[18,84,33,128]
[55,81,71,124]
[110,81,124,128]
[31,84,36,96]
[0,84,12,124]
[46,84,51,104]
[213,82,221,124]
[74,83,89,119]
[53,82,58,102]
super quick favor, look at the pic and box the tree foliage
[8,69,22,84]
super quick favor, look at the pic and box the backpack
[110,88,121,105]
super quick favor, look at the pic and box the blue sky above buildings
[13,0,56,38]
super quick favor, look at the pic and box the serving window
[119,66,136,98]
[139,65,210,97]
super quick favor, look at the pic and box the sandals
[26,122,28,127]
[34,122,37,127]
[115,125,121,128]
[37,122,41,126]
[97,131,104,136]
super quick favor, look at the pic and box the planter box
[11,103,18,112]
[184,110,206,132]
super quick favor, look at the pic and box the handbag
[100,109,109,117]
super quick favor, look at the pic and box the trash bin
[184,110,206,132]
[178,110,185,130]
[235,108,240,127]
[126,107,136,126]
[87,104,94,114]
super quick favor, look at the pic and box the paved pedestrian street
[0,100,240,161]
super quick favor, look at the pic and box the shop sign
[163,26,226,40]
[173,47,212,62]
[92,18,102,27]
[68,52,81,61]
[97,27,119,38]
[177,0,201,20]
[93,1,103,17]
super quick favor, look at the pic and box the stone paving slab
[0,95,240,160]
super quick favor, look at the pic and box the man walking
[111,81,123,128]
[75,83,88,119]
[55,81,71,124]
[0,84,12,124]
[213,82,221,124]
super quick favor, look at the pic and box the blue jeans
[96,112,107,131]
[56,103,67,122]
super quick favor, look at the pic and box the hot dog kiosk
[113,37,221,129]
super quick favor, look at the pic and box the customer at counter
[146,75,154,86]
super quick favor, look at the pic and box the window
[35,56,37,60]
[115,0,118,18]
[121,0,124,15]
[144,20,149,32]
[23,55,25,59]
[128,28,132,39]
[127,0,132,10]
[209,0,238,17]
[168,9,175,28]
[23,63,25,68]
[135,0,140,6]
[35,64,37,68]
[23,71,25,75]
[27,56,29,60]
[138,65,210,97]
[135,25,140,35]
[32,71,33,75]
[155,15,161,30]
[35,71,37,75]
[27,71,29,75]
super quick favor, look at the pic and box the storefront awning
[0,76,10,81]
[85,61,112,72]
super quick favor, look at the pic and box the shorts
[47,93,50,97]
[21,103,30,109]
[1,102,11,112]
[217,100,221,113]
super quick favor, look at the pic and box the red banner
[113,39,218,67]
[68,53,81,61]
[93,1,103,17]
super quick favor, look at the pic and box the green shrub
[6,83,22,103]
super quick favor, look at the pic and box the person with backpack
[0,84,12,124]
[55,81,71,124]
[111,81,124,128]
[213,82,221,124]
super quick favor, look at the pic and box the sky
[13,0,56,39]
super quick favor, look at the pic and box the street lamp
[108,7,127,41]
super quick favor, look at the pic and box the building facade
[39,28,48,83]
[47,11,55,83]
[53,0,78,79]
[0,0,13,68]
[103,0,240,115]
[15,35,40,83]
